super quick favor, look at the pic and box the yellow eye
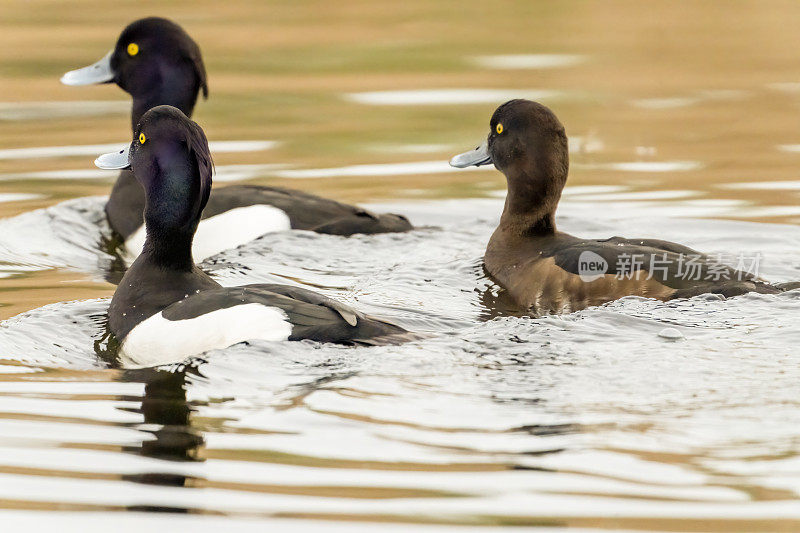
[127,43,139,56]
[139,133,146,144]
[496,123,504,134]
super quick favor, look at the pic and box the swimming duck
[450,99,781,315]
[62,17,412,261]
[98,105,410,368]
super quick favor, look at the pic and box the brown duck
[451,99,783,315]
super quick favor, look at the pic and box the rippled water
[0,197,799,531]
[4,0,800,530]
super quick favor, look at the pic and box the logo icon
[578,251,608,282]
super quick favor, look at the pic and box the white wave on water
[0,100,128,121]
[722,180,800,190]
[0,164,289,183]
[0,140,278,161]
[0,513,616,533]
[365,143,456,154]
[575,160,703,172]
[0,196,114,273]
[343,89,560,106]
[470,54,586,70]
[632,90,748,110]
[1,198,800,529]
[271,160,491,179]
[0,193,43,202]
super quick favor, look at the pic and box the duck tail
[775,281,800,292]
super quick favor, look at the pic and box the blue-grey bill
[449,140,492,168]
[95,144,131,170]
[60,51,114,86]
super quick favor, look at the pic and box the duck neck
[141,224,197,271]
[139,150,203,271]
[129,63,200,129]
[499,168,562,238]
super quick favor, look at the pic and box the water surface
[1,0,800,530]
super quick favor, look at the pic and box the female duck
[63,17,412,261]
[450,99,781,314]
[99,105,410,368]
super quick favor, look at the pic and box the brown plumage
[451,99,782,315]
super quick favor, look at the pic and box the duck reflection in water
[96,321,204,467]
[114,367,205,515]
[126,368,203,464]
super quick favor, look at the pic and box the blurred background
[4,0,800,212]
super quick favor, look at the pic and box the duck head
[96,105,212,267]
[61,17,208,129]
[451,99,569,234]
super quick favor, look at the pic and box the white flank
[124,204,291,263]
[119,303,291,368]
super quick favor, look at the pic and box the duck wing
[202,185,412,235]
[550,237,772,293]
[160,283,409,344]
